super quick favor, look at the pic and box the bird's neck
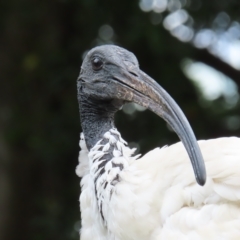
[78,95,117,150]
[83,128,138,225]
[78,95,140,225]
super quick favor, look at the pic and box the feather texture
[76,131,240,240]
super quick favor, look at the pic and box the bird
[76,45,240,240]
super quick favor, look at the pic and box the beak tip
[196,172,206,186]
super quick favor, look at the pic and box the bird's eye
[91,57,103,71]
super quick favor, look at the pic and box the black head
[78,45,139,112]
[77,44,206,186]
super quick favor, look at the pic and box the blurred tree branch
[193,47,240,89]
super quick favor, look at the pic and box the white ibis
[76,45,240,239]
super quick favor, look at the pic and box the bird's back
[116,137,240,239]
[77,136,240,240]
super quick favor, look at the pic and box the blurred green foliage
[1,0,240,240]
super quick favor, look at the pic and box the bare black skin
[77,45,206,186]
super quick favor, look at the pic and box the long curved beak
[113,66,206,186]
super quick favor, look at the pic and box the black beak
[112,65,206,186]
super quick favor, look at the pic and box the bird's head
[77,45,206,186]
[78,45,141,112]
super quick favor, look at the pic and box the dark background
[1,0,240,239]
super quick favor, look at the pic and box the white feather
[77,132,240,240]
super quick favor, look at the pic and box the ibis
[76,45,240,239]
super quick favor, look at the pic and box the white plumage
[76,45,240,239]
[76,130,240,240]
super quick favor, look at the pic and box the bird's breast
[88,128,138,225]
